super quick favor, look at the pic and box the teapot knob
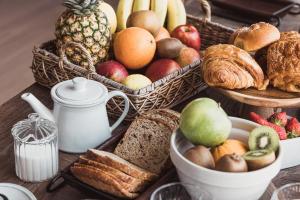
[72,77,87,91]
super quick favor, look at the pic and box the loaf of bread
[231,22,280,52]
[267,31,300,92]
[114,109,180,174]
[202,44,267,90]
[71,165,139,199]
[78,156,146,190]
[86,149,157,181]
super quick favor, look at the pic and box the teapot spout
[21,93,55,122]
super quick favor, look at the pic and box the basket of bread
[31,0,236,120]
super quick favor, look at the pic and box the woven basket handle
[59,41,96,72]
[183,0,211,22]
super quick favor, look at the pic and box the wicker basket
[31,0,234,120]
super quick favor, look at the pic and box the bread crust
[86,149,157,181]
[71,166,139,199]
[78,156,146,191]
[233,22,280,52]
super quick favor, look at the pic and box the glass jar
[11,113,58,182]
[271,183,300,200]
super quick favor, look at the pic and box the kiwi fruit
[215,153,248,172]
[243,149,276,170]
[126,10,161,36]
[248,126,279,152]
[184,145,215,169]
[156,38,184,59]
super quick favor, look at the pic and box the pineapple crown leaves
[63,0,103,15]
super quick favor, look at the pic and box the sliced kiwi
[243,149,276,170]
[248,126,279,152]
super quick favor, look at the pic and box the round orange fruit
[114,27,156,70]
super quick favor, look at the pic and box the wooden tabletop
[1,1,300,200]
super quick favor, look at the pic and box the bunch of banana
[116,0,186,32]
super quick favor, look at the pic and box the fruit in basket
[211,139,248,163]
[155,27,170,42]
[167,0,187,32]
[286,117,300,137]
[151,0,168,27]
[171,25,201,50]
[184,145,215,169]
[116,0,134,31]
[98,2,117,34]
[156,38,183,59]
[215,153,248,172]
[132,0,151,12]
[95,60,128,83]
[126,10,161,37]
[145,59,181,82]
[248,126,279,152]
[122,74,152,90]
[55,0,111,67]
[268,112,288,127]
[249,112,287,140]
[175,47,200,67]
[179,98,232,147]
[243,149,276,170]
[114,27,156,70]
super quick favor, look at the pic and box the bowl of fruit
[250,111,300,169]
[170,98,282,200]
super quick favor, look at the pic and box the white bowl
[281,137,300,169]
[170,117,282,200]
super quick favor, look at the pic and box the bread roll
[267,31,300,92]
[232,22,280,52]
[202,44,267,90]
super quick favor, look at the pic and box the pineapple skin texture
[55,9,111,68]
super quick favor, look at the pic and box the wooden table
[1,1,300,200]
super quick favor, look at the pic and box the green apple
[179,98,231,147]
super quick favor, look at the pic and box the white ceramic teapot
[21,77,129,153]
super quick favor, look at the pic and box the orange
[155,27,170,42]
[114,27,156,70]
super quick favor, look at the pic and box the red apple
[96,60,128,83]
[175,47,201,67]
[145,59,181,82]
[171,24,201,50]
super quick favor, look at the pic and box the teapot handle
[105,91,129,132]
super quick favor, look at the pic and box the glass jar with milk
[11,113,58,182]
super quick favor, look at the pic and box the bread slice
[71,166,138,199]
[78,156,146,191]
[142,109,180,131]
[86,149,157,181]
[73,163,144,193]
[114,117,173,174]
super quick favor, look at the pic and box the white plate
[0,183,37,200]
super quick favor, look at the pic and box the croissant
[267,32,300,93]
[202,44,266,90]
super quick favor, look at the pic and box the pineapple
[55,0,111,68]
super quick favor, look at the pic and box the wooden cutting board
[218,87,300,108]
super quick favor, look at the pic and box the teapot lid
[52,77,107,106]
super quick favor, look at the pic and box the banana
[132,0,150,12]
[116,0,134,31]
[151,0,168,27]
[167,0,186,33]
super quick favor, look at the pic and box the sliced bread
[86,149,157,181]
[78,156,146,191]
[142,109,180,131]
[114,117,174,174]
[71,166,138,199]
